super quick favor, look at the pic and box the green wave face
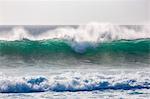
[0,39,150,64]
[0,39,73,56]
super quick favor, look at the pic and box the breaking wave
[0,23,149,62]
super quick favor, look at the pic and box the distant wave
[0,72,150,93]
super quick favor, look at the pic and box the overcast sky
[0,0,149,25]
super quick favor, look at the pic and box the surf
[0,71,150,93]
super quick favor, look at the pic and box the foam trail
[0,72,150,93]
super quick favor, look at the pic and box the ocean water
[0,23,150,99]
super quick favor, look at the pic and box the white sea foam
[0,72,150,93]
[0,23,150,42]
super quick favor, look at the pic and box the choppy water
[0,23,150,99]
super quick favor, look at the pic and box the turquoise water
[0,39,149,64]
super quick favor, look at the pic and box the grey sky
[0,0,149,25]
[148,0,150,22]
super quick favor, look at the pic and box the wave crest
[0,23,150,42]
